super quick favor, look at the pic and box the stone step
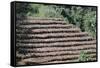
[16,32,89,39]
[16,24,74,29]
[16,40,96,48]
[16,28,81,34]
[16,36,94,43]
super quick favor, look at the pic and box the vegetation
[16,3,97,38]
[79,51,92,62]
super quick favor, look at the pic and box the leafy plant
[79,51,92,62]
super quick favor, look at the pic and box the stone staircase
[16,17,97,65]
